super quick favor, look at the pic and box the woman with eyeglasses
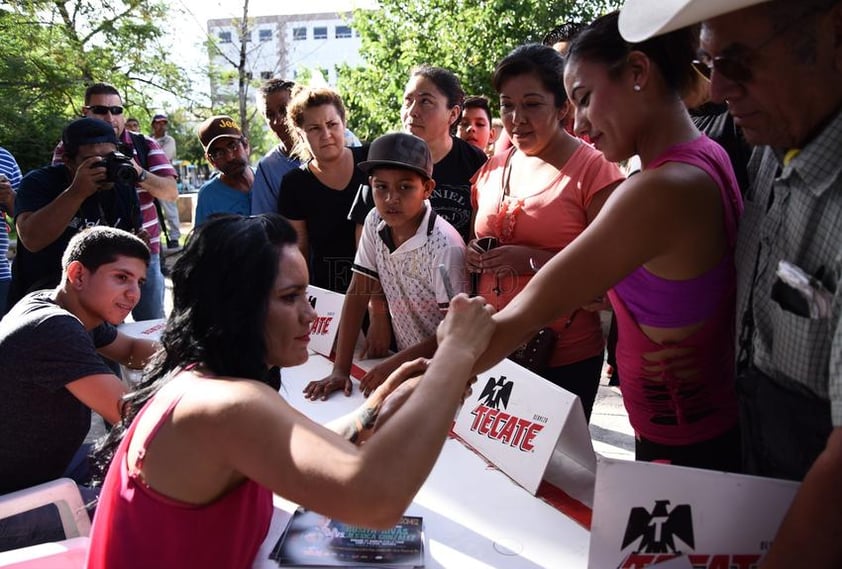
[474,12,745,472]
[277,87,368,295]
[467,44,624,423]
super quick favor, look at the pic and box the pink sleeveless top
[607,135,743,446]
[86,381,273,569]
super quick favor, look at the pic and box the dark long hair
[92,214,298,482]
[492,43,569,107]
[566,11,699,96]
[409,65,465,133]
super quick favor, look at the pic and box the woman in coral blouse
[468,43,624,422]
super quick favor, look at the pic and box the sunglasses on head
[85,105,124,116]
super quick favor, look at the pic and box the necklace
[492,149,524,243]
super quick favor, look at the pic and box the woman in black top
[348,66,487,244]
[278,87,368,294]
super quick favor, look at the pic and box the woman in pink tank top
[86,214,496,569]
[475,12,744,472]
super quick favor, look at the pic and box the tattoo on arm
[347,405,379,444]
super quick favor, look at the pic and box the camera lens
[114,163,138,185]
[103,151,138,185]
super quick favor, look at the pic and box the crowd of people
[0,0,841,566]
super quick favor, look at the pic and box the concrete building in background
[207,12,365,101]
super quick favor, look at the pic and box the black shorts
[635,424,741,473]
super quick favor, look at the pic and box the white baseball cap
[618,0,772,43]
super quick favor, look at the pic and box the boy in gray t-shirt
[0,226,158,551]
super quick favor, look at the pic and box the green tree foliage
[0,0,188,173]
[336,0,621,142]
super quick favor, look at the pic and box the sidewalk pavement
[591,373,635,461]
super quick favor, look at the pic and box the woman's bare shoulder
[170,373,289,427]
[608,162,719,219]
[638,160,718,195]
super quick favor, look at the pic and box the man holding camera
[51,83,178,320]
[8,118,145,309]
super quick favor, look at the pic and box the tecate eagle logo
[618,500,762,568]
[468,376,544,452]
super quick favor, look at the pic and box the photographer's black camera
[100,151,138,185]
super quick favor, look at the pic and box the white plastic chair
[0,537,89,568]
[0,478,92,568]
[0,478,91,539]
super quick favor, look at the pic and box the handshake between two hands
[304,294,497,438]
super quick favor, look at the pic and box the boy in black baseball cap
[304,132,468,401]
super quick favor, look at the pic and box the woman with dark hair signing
[468,44,624,422]
[475,12,744,471]
[86,214,495,569]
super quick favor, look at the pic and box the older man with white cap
[151,113,181,252]
[619,0,842,566]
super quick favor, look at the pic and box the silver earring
[633,84,641,92]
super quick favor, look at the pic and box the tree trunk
[237,0,250,138]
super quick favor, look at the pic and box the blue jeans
[132,253,165,320]
[160,200,181,242]
[0,445,98,552]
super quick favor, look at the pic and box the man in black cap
[8,117,143,309]
[305,132,468,401]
